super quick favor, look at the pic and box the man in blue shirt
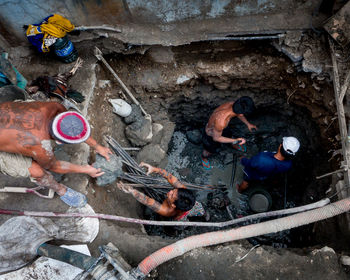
[237,136,300,193]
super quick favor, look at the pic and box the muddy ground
[1,32,350,279]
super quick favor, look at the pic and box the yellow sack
[40,14,75,38]
[26,25,42,37]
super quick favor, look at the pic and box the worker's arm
[140,162,185,189]
[211,127,246,145]
[85,137,112,161]
[116,182,171,216]
[32,147,104,177]
[48,160,104,177]
[237,115,257,132]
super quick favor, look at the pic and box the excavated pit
[144,90,330,247]
[88,39,344,251]
[0,32,349,279]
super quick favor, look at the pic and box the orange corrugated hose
[135,198,350,277]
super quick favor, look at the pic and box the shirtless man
[0,101,112,207]
[117,162,206,220]
[202,96,257,169]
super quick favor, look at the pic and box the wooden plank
[340,69,350,102]
[329,37,350,197]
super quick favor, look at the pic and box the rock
[214,82,230,90]
[125,116,153,146]
[152,123,164,144]
[340,256,350,266]
[93,154,123,186]
[312,246,336,255]
[186,129,202,145]
[160,120,175,151]
[136,144,166,166]
[98,80,111,88]
[176,75,191,85]
[124,104,142,124]
[272,31,304,63]
[302,58,322,75]
[272,41,303,63]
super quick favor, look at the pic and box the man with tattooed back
[0,101,112,207]
[117,162,207,221]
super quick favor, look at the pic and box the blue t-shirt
[241,151,292,181]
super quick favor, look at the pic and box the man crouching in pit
[0,101,112,207]
[201,96,257,170]
[117,162,207,221]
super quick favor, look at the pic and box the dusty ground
[1,32,350,279]
[155,243,349,280]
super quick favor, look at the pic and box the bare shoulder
[0,101,65,113]
[42,101,66,112]
[219,101,234,109]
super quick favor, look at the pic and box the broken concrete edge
[153,243,348,279]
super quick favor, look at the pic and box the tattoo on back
[0,103,44,130]
[16,131,40,147]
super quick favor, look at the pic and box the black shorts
[202,128,233,154]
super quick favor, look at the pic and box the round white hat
[282,136,300,155]
[51,111,91,144]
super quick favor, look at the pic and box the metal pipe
[75,25,121,33]
[207,34,285,41]
[316,168,346,179]
[94,47,149,117]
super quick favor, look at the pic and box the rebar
[106,136,224,193]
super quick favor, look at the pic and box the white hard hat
[282,137,300,155]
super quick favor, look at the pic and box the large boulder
[151,123,164,144]
[125,116,153,146]
[186,129,202,145]
[136,144,166,166]
[93,154,123,186]
[160,120,175,151]
[124,104,142,125]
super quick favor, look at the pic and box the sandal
[60,187,87,208]
[201,157,211,170]
[232,143,247,153]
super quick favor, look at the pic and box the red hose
[136,198,350,277]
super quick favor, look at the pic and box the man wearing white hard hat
[237,136,300,193]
